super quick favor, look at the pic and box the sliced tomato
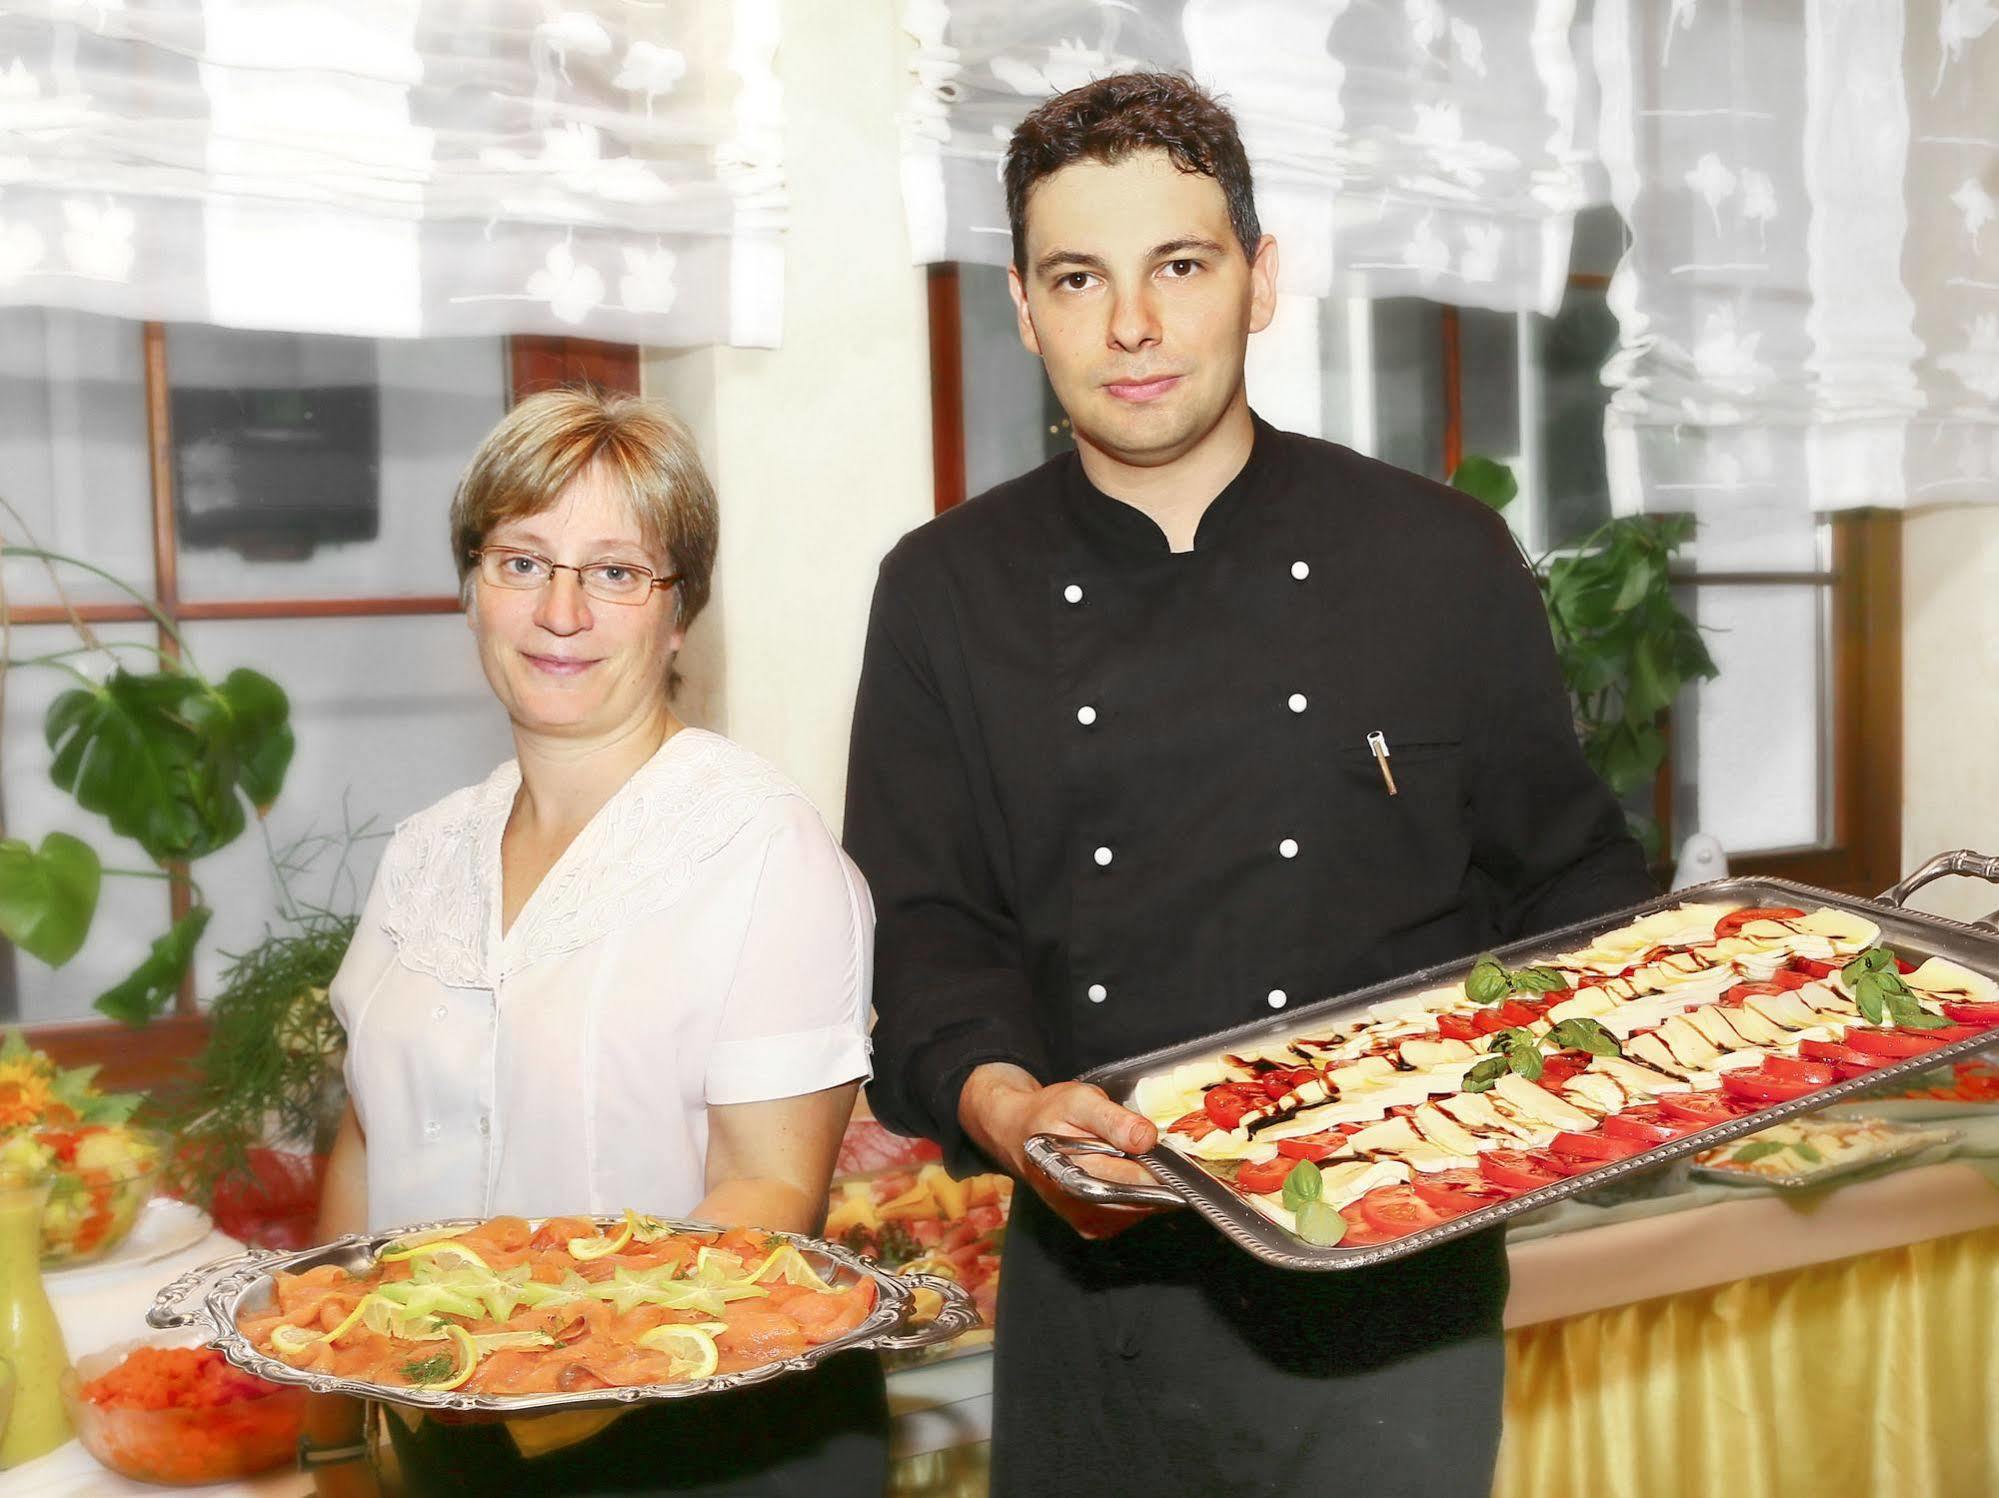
[1259,1066,1319,1100]
[1275,1133,1343,1161]
[1907,1024,1982,1046]
[1549,1130,1649,1163]
[1601,1109,1684,1144]
[1656,1091,1750,1129]
[1535,1054,1590,1093]
[1721,1068,1821,1105]
[1478,1149,1570,1192]
[1496,999,1549,1027]
[1798,1039,1886,1074]
[1842,1027,1950,1058]
[1410,1169,1509,1214]
[1168,1109,1218,1140]
[1233,1155,1295,1195]
[1357,1184,1455,1237]
[1435,1012,1482,1043]
[1715,907,1807,940]
[1202,1084,1261,1130]
[1337,1203,1396,1247]
[1761,1056,1839,1087]
[1724,981,1790,1004]
[1897,958,1918,975]
[1472,1007,1513,1036]
[1771,968,1813,991]
[1941,1001,1999,1028]
[1791,958,1839,980]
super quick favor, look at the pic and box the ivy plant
[0,525,294,1022]
[1451,460,1717,855]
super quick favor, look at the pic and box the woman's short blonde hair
[450,388,718,628]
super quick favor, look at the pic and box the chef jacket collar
[1058,412,1278,560]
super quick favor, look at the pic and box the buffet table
[23,1132,1999,1497]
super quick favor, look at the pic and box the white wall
[1902,504,1999,924]
[644,0,933,832]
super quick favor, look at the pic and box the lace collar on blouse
[377,729,800,988]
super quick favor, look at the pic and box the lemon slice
[689,1246,745,1284]
[407,1324,480,1392]
[748,1243,833,1292]
[380,1240,491,1273]
[268,1324,321,1359]
[568,1211,636,1262]
[377,1227,470,1258]
[637,1321,725,1380]
[320,1295,377,1345]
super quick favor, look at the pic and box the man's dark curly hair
[1003,71,1261,273]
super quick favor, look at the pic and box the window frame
[18,324,639,1085]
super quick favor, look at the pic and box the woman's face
[467,463,684,743]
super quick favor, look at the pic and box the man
[844,73,1653,1497]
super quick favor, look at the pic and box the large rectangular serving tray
[1049,874,1999,1272]
[147,1214,978,1414]
[1687,1117,1959,1192]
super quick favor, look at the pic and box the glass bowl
[60,1334,305,1486]
[26,1125,167,1268]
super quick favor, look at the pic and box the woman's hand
[697,1080,862,1233]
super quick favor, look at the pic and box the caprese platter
[1025,871,1999,1270]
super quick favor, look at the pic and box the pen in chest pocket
[1366,731,1398,796]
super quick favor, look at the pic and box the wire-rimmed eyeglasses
[468,546,681,606]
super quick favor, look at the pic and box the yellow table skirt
[1497,1225,1999,1498]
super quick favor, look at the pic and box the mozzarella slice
[1400,1037,1477,1069]
[1318,1160,1412,1210]
[1492,1072,1598,1132]
[1548,986,1618,1023]
[1560,1071,1629,1118]
[1587,1055,1692,1097]
[1904,957,1999,1007]
[1437,1091,1539,1142]
[1409,1103,1485,1158]
[1792,907,1881,953]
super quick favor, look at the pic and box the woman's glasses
[469,546,680,606]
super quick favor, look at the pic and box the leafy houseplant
[1449,457,1718,855]
[0,519,295,1022]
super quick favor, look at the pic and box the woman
[306,389,886,1497]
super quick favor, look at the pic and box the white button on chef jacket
[1087,983,1108,1003]
[1064,584,1084,604]
[1077,705,1098,726]
[330,731,874,1233]
[1268,990,1288,1009]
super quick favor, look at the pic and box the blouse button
[1279,838,1299,859]
[1267,990,1289,1010]
[1093,845,1114,867]
[478,1116,491,1137]
[1077,705,1098,726]
[1292,561,1310,581]
[431,1004,448,1021]
[423,1120,442,1141]
[1087,983,1108,1003]
[1288,693,1307,714]
[1064,583,1084,604]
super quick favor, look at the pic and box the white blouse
[328,729,874,1233]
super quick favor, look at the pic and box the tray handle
[1879,849,1999,930]
[872,1273,983,1352]
[1023,1134,1186,1210]
[147,1246,278,1330]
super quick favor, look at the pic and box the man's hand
[959,1062,1175,1239]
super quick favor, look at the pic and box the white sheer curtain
[1591,0,1995,514]
[901,0,1597,317]
[0,1,783,346]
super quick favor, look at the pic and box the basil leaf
[1792,1141,1824,1165]
[1516,968,1569,994]
[1730,1140,1785,1165]
[1293,1198,1346,1247]
[1510,1041,1545,1081]
[1281,1158,1323,1213]
[1466,957,1510,1006]
[1562,1018,1623,1058]
[1464,1057,1510,1093]
[1855,983,1887,1026]
[1898,1005,1952,1031]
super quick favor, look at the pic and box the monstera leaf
[189,669,295,813]
[45,670,243,861]
[0,832,101,966]
[95,905,212,1025]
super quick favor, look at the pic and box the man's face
[1009,150,1277,470]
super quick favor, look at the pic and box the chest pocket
[1312,731,1472,936]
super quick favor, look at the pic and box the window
[3,311,637,1075]
[927,206,1901,893]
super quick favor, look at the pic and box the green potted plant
[0,509,294,1022]
[1450,457,1718,856]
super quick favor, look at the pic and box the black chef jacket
[844,416,1655,1497]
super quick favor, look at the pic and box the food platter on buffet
[1026,851,1999,1271]
[147,1211,979,1413]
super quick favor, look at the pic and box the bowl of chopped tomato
[61,1338,305,1485]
